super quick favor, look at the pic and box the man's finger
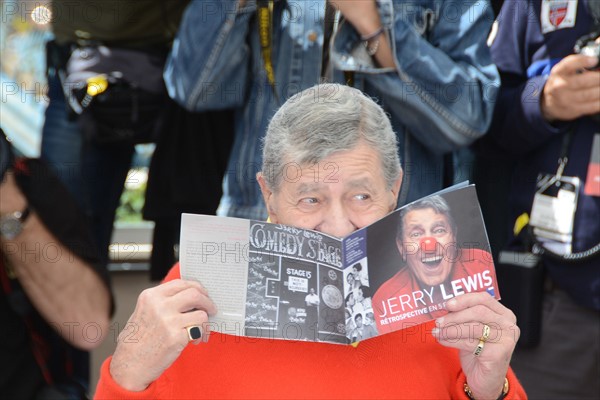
[156,279,209,298]
[180,310,213,345]
[567,69,600,90]
[434,321,502,342]
[445,291,507,315]
[170,286,218,316]
[552,54,600,75]
[574,83,600,102]
[576,100,600,117]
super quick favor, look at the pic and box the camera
[574,31,600,70]
[574,31,600,121]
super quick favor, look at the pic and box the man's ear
[389,171,403,210]
[396,236,406,263]
[257,172,278,223]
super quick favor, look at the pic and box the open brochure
[180,183,500,344]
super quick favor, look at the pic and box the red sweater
[95,264,526,399]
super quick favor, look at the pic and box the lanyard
[257,0,279,103]
[555,124,576,179]
[257,1,336,99]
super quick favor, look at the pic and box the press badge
[529,174,580,254]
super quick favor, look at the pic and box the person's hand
[329,0,380,37]
[328,0,395,68]
[541,54,600,122]
[432,292,519,400]
[109,279,217,391]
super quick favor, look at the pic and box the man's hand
[541,55,600,122]
[109,279,217,391]
[432,292,519,400]
[328,0,395,68]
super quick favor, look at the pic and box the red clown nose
[420,237,438,253]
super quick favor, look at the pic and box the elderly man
[373,195,496,331]
[95,84,524,399]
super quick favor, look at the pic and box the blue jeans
[41,72,135,389]
[42,73,135,266]
[41,73,85,203]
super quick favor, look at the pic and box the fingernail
[436,317,444,326]
[447,299,457,307]
[431,327,439,336]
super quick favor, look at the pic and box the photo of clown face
[397,207,458,287]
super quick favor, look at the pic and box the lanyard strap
[257,1,335,98]
[257,0,279,103]
[555,124,576,179]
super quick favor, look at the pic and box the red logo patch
[549,2,569,27]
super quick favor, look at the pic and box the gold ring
[473,339,485,357]
[186,326,202,342]
[480,324,491,343]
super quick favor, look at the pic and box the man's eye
[300,198,319,204]
[433,227,447,235]
[353,194,370,201]
[409,231,422,238]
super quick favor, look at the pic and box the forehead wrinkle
[405,222,424,232]
[295,182,324,196]
[346,177,376,192]
[431,219,448,228]
[405,213,449,232]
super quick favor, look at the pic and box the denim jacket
[164,0,499,220]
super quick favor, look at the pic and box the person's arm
[94,265,192,399]
[95,356,163,399]
[452,365,526,400]
[332,0,499,154]
[331,1,395,68]
[487,0,600,155]
[104,271,217,392]
[164,0,255,111]
[0,171,110,350]
[433,292,527,399]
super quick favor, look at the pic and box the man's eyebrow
[346,177,376,191]
[431,219,449,229]
[295,182,323,196]
[405,223,424,231]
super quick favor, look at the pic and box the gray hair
[261,83,401,191]
[397,195,457,241]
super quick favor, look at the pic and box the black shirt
[0,158,113,398]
